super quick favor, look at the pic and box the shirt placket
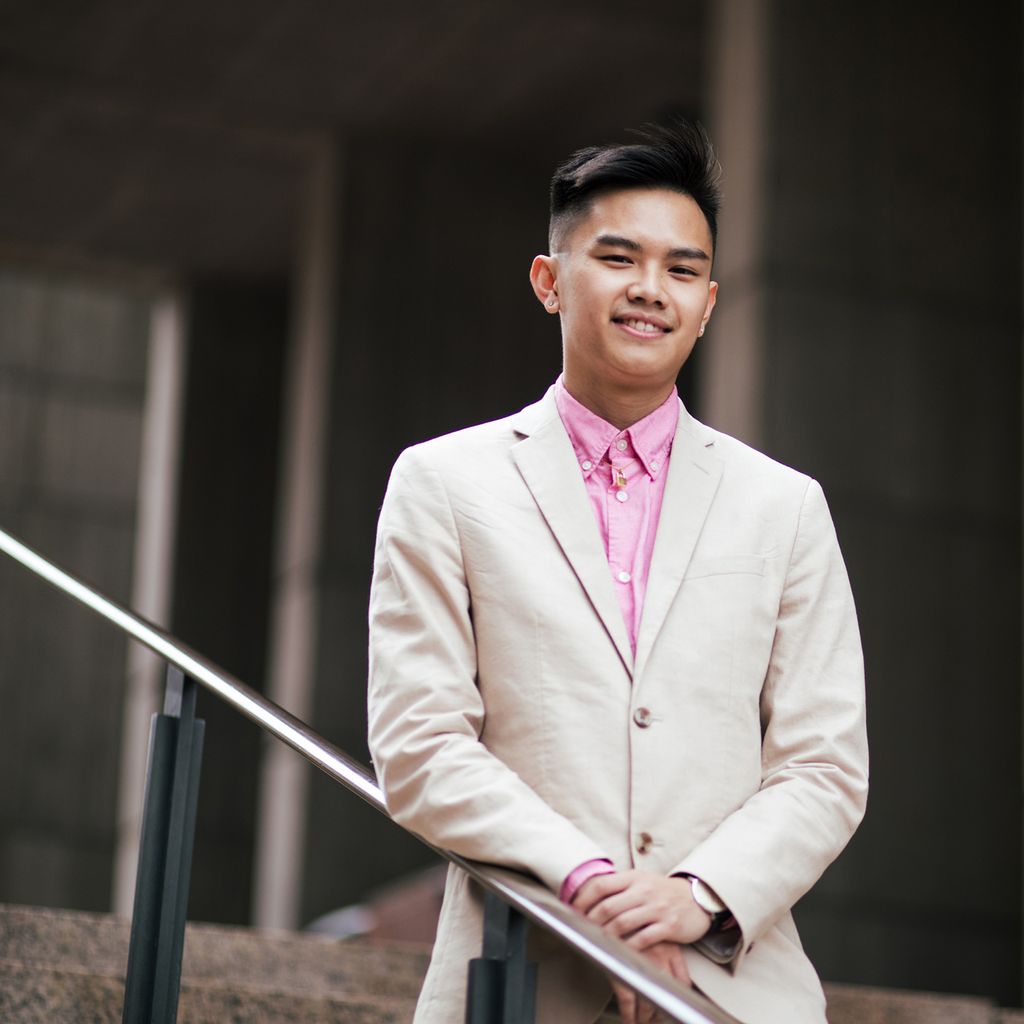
[606,435,645,645]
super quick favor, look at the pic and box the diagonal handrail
[0,525,739,1024]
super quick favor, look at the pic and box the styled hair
[548,119,721,254]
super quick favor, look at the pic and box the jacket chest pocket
[656,557,777,713]
[684,553,765,580]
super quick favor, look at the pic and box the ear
[529,254,560,313]
[701,280,719,332]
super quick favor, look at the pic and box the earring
[698,325,705,336]
[547,298,558,309]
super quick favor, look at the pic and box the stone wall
[0,268,150,911]
[756,1,1022,1004]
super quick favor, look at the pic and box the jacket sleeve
[366,446,609,893]
[673,478,868,967]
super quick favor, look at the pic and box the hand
[572,869,712,950]
[608,940,691,1024]
[571,872,708,1024]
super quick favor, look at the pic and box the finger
[665,947,692,988]
[572,874,629,914]
[635,995,659,1024]
[604,906,664,939]
[612,981,636,1024]
[583,872,650,908]
[585,889,647,927]
[635,940,693,1002]
[624,921,670,949]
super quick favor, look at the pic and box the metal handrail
[0,525,738,1024]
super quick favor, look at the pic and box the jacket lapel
[510,393,634,676]
[633,408,723,680]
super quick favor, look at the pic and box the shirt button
[633,706,652,727]
[651,460,659,471]
[616,439,628,451]
[581,459,593,471]
[617,570,631,583]
[636,832,654,854]
[615,490,629,503]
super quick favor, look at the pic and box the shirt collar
[554,375,678,480]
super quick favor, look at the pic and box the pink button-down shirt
[554,376,679,654]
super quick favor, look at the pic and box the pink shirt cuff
[559,858,616,904]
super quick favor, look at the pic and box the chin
[607,355,676,380]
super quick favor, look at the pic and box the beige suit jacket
[367,389,868,1024]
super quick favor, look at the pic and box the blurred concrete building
[0,0,1020,1008]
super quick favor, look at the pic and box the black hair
[548,119,721,254]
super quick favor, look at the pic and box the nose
[626,265,666,307]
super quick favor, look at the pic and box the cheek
[672,333,700,365]
[563,301,607,341]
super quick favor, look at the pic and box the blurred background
[0,0,1020,1010]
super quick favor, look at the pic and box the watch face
[691,878,726,915]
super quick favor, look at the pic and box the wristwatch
[687,875,730,931]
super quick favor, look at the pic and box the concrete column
[111,292,186,917]
[252,142,339,930]
[701,0,771,448]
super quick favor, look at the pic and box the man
[367,121,867,1024]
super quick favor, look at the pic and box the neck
[561,373,674,429]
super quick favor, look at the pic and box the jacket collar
[509,388,722,679]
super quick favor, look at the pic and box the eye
[670,265,698,276]
[599,254,632,264]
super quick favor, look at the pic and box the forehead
[567,187,713,254]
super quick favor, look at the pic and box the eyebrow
[594,233,711,262]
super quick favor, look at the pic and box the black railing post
[466,890,537,1024]
[122,665,205,1024]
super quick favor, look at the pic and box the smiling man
[367,121,867,1024]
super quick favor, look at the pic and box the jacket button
[633,706,652,728]
[636,832,653,854]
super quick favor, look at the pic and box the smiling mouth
[614,317,671,335]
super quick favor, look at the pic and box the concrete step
[0,958,414,1023]
[823,982,1018,1024]
[0,902,426,1022]
[0,901,429,1001]
[4,903,1023,1023]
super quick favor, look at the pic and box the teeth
[625,319,662,333]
